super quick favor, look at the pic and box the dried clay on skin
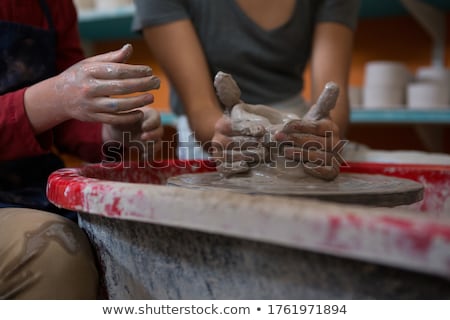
[214,71,339,181]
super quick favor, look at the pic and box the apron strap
[38,0,55,31]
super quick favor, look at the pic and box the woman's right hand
[210,106,269,176]
[24,44,160,134]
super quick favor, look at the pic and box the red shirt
[0,0,102,162]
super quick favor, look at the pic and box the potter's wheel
[167,172,424,207]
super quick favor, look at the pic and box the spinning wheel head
[167,172,424,207]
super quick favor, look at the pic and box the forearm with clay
[24,44,159,135]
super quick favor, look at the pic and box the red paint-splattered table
[47,160,450,299]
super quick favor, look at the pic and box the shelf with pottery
[76,0,450,41]
[77,1,450,128]
[357,0,450,127]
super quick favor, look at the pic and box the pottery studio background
[72,0,450,167]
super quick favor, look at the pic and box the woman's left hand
[274,112,343,181]
[274,82,345,181]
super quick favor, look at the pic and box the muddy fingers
[214,71,242,112]
[304,82,340,121]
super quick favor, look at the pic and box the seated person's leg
[0,208,98,299]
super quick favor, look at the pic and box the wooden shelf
[160,110,450,126]
[350,109,450,124]
[160,112,177,126]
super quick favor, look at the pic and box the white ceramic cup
[364,61,410,87]
[415,66,450,101]
[363,85,405,109]
[407,82,449,110]
[416,66,450,83]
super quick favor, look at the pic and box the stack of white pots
[362,61,411,109]
[407,67,450,110]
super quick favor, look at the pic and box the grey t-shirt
[133,0,360,115]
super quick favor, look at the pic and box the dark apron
[0,0,75,220]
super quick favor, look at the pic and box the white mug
[407,82,449,110]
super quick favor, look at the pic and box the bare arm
[142,20,223,145]
[309,22,355,137]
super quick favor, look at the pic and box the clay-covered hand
[274,82,344,180]
[211,111,267,176]
[102,107,163,159]
[212,72,344,180]
[55,44,160,125]
[211,72,270,175]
